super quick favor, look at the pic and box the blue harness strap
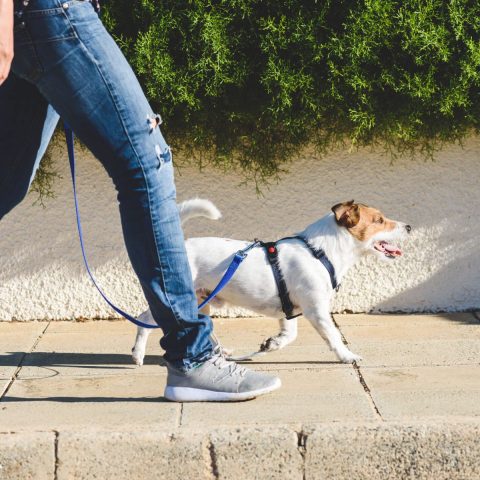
[64,123,254,329]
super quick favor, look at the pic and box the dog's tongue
[383,242,402,256]
[375,241,402,257]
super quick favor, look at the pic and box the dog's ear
[332,200,360,228]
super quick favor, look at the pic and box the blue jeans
[0,0,213,369]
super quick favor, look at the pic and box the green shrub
[56,1,480,185]
[30,140,61,206]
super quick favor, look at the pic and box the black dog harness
[260,236,339,320]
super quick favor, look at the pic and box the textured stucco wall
[1,136,479,321]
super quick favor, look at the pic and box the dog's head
[332,200,411,260]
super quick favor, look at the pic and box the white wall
[1,136,479,321]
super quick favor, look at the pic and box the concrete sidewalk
[1,313,480,479]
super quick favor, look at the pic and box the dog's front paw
[261,333,289,352]
[131,347,145,367]
[337,350,363,364]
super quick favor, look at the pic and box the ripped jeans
[0,0,213,369]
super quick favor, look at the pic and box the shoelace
[210,346,248,377]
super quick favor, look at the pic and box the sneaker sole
[164,378,282,402]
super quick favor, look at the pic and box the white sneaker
[164,347,281,402]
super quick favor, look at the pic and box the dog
[131,199,411,365]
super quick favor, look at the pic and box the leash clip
[236,250,248,260]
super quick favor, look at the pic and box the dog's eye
[375,217,384,224]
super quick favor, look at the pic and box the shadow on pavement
[1,395,169,403]
[0,351,167,368]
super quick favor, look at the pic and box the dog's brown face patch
[332,201,396,241]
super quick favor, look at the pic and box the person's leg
[10,0,213,369]
[0,73,59,220]
[9,0,281,401]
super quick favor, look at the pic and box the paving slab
[336,313,480,367]
[334,313,477,326]
[235,344,341,371]
[347,339,480,367]
[0,378,12,400]
[181,368,376,426]
[214,317,340,368]
[361,365,480,420]
[18,323,164,379]
[0,322,47,378]
[338,314,480,341]
[0,373,178,431]
[214,317,325,346]
[46,319,139,334]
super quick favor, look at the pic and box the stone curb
[1,423,480,480]
[0,432,55,480]
[305,423,480,480]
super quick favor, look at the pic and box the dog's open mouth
[374,240,402,258]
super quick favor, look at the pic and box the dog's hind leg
[131,310,156,366]
[304,305,362,363]
[131,289,208,366]
[132,326,151,366]
[260,317,298,352]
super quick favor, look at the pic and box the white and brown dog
[132,199,410,365]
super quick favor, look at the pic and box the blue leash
[63,122,254,329]
[198,240,260,310]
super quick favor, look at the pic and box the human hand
[0,0,14,86]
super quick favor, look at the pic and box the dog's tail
[178,198,222,225]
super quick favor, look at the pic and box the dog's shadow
[1,351,341,369]
[2,395,171,403]
[1,351,166,369]
[238,360,343,365]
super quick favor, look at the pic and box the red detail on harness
[268,246,276,254]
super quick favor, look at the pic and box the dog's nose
[405,224,412,233]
